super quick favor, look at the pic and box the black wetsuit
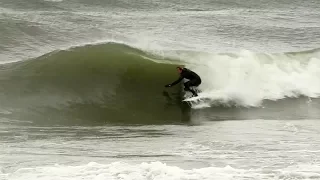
[167,68,201,96]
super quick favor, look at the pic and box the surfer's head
[176,67,183,74]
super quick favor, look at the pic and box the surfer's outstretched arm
[165,76,183,87]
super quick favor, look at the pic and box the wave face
[180,48,320,107]
[0,43,189,125]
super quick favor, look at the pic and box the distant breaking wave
[2,161,320,180]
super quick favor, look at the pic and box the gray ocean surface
[1,0,320,179]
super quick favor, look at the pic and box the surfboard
[182,95,211,108]
[181,88,204,104]
[183,95,203,102]
[183,95,211,102]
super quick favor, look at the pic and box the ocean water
[1,0,320,179]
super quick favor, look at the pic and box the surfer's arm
[166,76,183,87]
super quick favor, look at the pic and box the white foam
[43,0,63,2]
[2,162,320,180]
[177,49,320,108]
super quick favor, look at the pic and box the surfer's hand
[165,84,172,87]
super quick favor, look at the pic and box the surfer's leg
[188,79,202,96]
[184,81,197,96]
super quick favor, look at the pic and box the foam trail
[43,0,63,2]
[177,49,320,107]
[2,162,320,180]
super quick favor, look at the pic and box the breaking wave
[0,42,320,124]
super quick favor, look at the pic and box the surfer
[165,67,201,96]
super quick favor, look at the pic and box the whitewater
[3,162,320,180]
[181,48,320,107]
